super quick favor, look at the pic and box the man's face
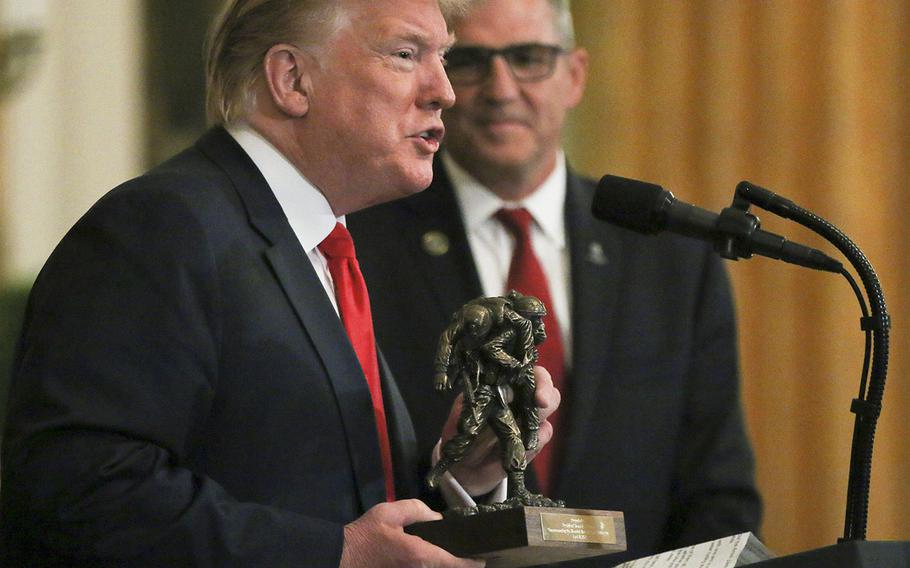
[303,0,455,214]
[442,0,587,193]
[532,317,547,345]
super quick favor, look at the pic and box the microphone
[592,174,843,273]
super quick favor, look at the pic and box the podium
[752,540,910,567]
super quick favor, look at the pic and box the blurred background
[0,0,906,557]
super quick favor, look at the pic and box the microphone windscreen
[592,175,668,234]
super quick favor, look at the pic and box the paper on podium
[616,532,774,568]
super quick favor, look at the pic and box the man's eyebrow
[383,22,452,51]
[396,30,435,47]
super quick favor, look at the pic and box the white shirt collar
[442,151,567,249]
[226,123,342,250]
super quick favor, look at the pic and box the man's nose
[480,54,521,100]
[421,57,456,110]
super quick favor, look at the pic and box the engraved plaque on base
[405,507,626,567]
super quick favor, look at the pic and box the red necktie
[496,208,566,496]
[318,223,395,502]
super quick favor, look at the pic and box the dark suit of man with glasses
[349,0,762,564]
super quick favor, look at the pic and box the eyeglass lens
[445,43,565,84]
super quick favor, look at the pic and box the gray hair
[205,0,476,126]
[548,0,576,48]
[452,0,574,46]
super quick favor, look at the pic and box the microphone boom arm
[736,181,891,542]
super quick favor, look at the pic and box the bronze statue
[427,290,564,512]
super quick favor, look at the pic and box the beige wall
[0,0,145,284]
[567,0,910,555]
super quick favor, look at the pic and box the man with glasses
[349,0,762,564]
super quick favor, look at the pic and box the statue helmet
[462,303,493,338]
[507,290,547,318]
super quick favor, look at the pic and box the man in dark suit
[349,0,762,564]
[0,1,561,566]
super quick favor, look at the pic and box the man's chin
[370,170,434,207]
[404,165,435,194]
[462,151,536,174]
[449,138,536,170]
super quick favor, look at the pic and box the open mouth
[417,127,444,143]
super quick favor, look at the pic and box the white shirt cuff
[432,440,507,508]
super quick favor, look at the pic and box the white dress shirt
[227,124,344,315]
[442,151,574,366]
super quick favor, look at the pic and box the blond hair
[205,0,339,125]
[205,0,476,126]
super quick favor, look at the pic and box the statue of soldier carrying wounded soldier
[427,290,565,513]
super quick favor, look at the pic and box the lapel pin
[586,241,608,266]
[422,230,450,256]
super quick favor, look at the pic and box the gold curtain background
[566,0,909,555]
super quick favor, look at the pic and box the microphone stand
[732,182,907,567]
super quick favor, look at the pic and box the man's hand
[441,366,560,496]
[340,499,484,568]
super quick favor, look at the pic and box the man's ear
[262,44,312,117]
[564,47,589,109]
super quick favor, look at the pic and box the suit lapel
[557,171,624,489]
[398,161,484,319]
[196,128,387,509]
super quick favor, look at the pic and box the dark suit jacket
[348,160,762,565]
[0,127,417,567]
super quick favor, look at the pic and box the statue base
[405,506,626,567]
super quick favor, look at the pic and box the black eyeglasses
[445,43,567,85]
